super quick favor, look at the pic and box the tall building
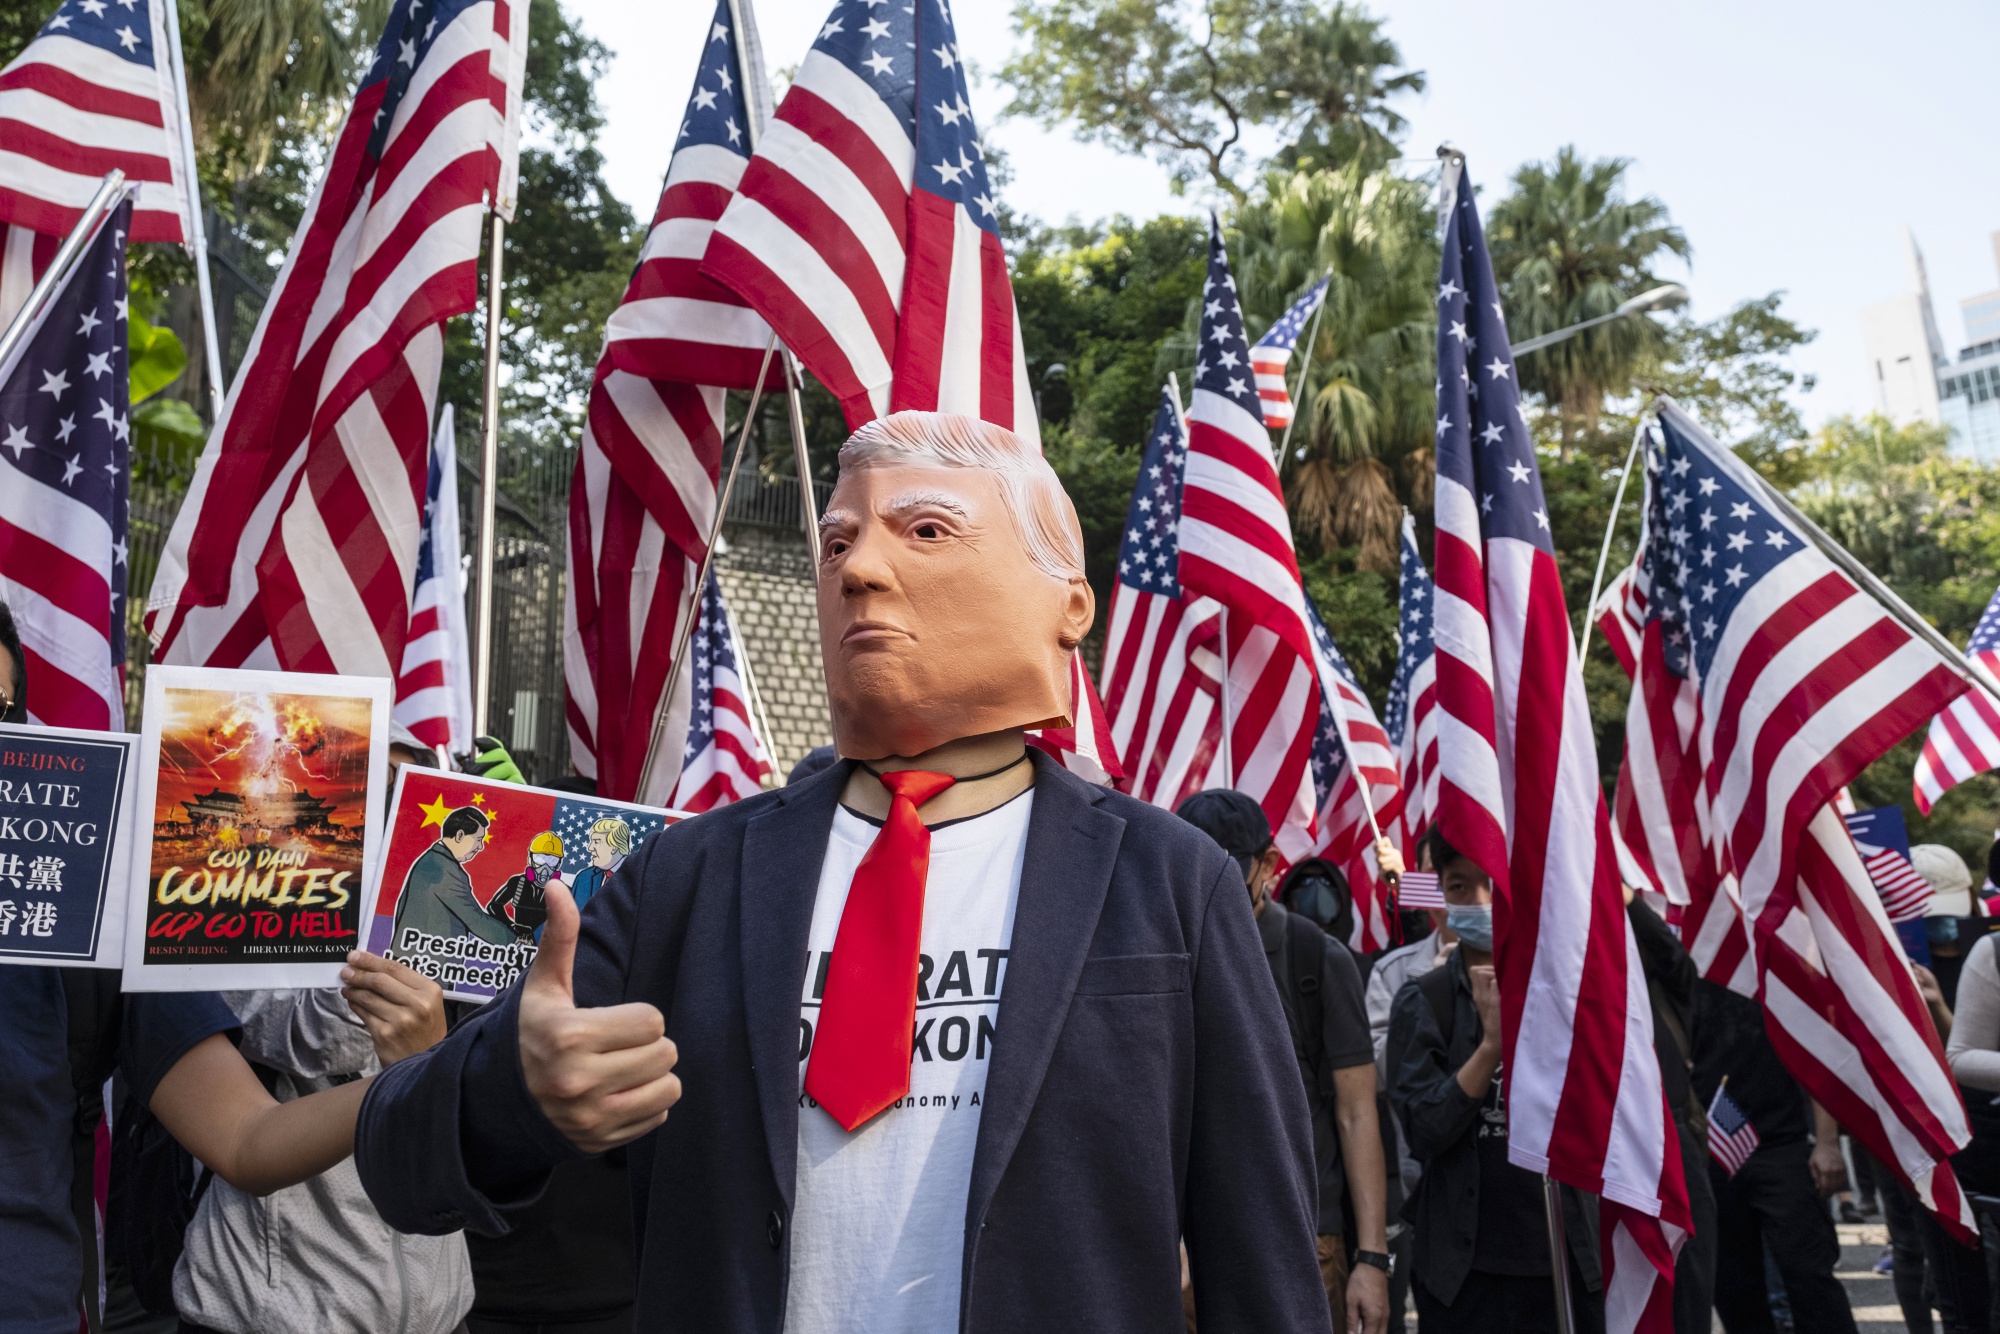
[1939,233,2000,463]
[1961,233,2000,344]
[1860,228,1947,426]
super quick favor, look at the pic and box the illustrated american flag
[564,0,770,803]
[1844,805,1936,925]
[1099,384,1221,808]
[669,569,772,811]
[1385,510,1437,862]
[1618,397,1974,1241]
[701,0,1035,443]
[393,402,474,753]
[0,195,131,729]
[1180,214,1317,850]
[1302,598,1401,951]
[1249,274,1326,431]
[1705,1082,1760,1178]
[145,0,527,680]
[1430,156,1686,1331]
[1913,580,2000,814]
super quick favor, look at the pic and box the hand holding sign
[518,878,681,1152]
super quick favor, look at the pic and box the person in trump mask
[357,412,1331,1333]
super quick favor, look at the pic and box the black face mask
[1290,872,1347,932]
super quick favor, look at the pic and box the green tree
[1487,148,1689,453]
[1002,0,1422,200]
[1226,163,1436,568]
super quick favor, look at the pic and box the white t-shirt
[785,790,1034,1334]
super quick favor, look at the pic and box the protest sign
[0,722,139,968]
[123,667,388,990]
[361,768,682,1001]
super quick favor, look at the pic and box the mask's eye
[914,522,942,539]
[823,537,849,558]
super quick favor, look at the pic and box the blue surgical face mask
[1446,903,1494,952]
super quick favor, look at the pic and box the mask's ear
[1057,577,1094,651]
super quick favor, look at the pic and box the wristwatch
[1352,1249,1393,1276]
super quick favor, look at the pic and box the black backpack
[1279,910,1334,1104]
[58,970,213,1327]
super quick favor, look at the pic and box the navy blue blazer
[356,753,1329,1333]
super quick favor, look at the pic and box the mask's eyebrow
[818,506,857,533]
[878,489,970,520]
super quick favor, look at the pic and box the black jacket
[1386,949,1601,1305]
[356,754,1329,1333]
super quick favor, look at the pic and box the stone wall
[715,522,828,782]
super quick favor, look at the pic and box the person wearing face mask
[1176,790,1392,1334]
[1384,828,1604,1334]
[486,832,568,940]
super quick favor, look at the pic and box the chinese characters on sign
[0,723,139,968]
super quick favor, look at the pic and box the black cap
[1175,789,1274,870]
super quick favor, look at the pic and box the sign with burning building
[123,667,388,990]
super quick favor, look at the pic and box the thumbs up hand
[518,879,682,1153]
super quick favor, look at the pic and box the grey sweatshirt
[171,989,473,1334]
[1949,934,2000,1094]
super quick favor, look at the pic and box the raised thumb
[524,878,580,1005]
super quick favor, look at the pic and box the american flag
[1431,157,1685,1330]
[1705,1082,1760,1177]
[1594,562,1644,678]
[1249,274,1327,432]
[393,402,473,752]
[669,570,771,812]
[1098,384,1221,807]
[1914,581,2000,814]
[1397,870,1444,909]
[1622,397,1975,1241]
[564,0,768,802]
[1385,511,1437,861]
[0,195,130,729]
[1179,214,1317,850]
[0,0,191,241]
[145,0,525,680]
[1844,805,1936,924]
[702,0,1035,443]
[1303,597,1401,951]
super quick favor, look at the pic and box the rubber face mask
[1446,903,1494,953]
[816,434,1093,760]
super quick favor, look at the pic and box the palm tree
[1486,147,1689,454]
[182,0,389,169]
[1225,162,1436,569]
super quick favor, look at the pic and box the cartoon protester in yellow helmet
[487,830,566,940]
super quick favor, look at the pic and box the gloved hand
[467,735,525,785]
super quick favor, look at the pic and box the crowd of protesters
[4,593,2000,1334]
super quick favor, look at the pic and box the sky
[568,0,2000,428]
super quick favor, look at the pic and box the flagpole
[1542,1176,1577,1334]
[0,172,126,377]
[160,0,226,416]
[1577,415,1651,661]
[1274,269,1330,463]
[633,335,782,801]
[471,214,505,739]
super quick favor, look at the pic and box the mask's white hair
[835,412,1085,582]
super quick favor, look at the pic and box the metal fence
[121,412,829,787]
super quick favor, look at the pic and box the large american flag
[0,195,130,729]
[1179,214,1317,850]
[1249,274,1327,432]
[1099,384,1221,807]
[145,0,525,679]
[393,402,473,752]
[1913,581,2000,813]
[1303,597,1401,951]
[669,569,771,811]
[1620,398,1974,1239]
[1385,511,1437,862]
[702,0,1034,442]
[1430,157,1686,1330]
[564,0,768,802]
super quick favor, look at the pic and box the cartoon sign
[0,722,139,968]
[361,769,683,1002]
[122,667,388,991]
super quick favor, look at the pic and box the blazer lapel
[965,754,1126,1231]
[739,763,845,1208]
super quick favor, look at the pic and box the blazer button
[768,1210,785,1250]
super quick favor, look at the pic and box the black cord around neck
[859,749,1032,786]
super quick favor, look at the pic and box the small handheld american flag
[669,570,772,813]
[1398,871,1444,910]
[1250,275,1328,432]
[1706,1081,1760,1177]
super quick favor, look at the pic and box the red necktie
[805,768,956,1131]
